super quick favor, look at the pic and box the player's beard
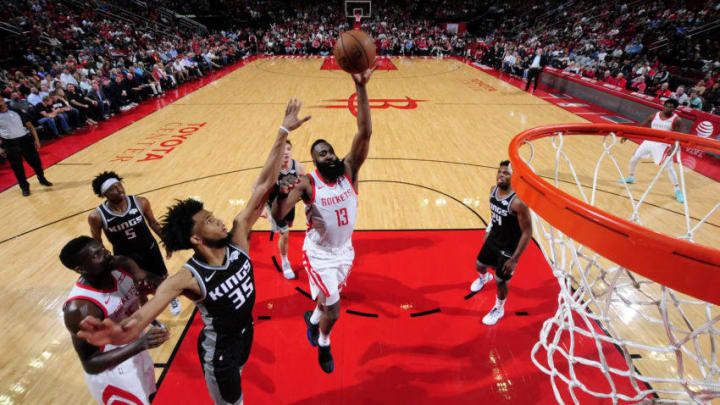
[316,157,345,183]
[205,232,233,248]
[498,181,511,191]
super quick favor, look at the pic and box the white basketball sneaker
[482,306,505,325]
[470,273,493,293]
[169,297,182,316]
[282,261,295,280]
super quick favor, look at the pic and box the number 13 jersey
[304,170,358,249]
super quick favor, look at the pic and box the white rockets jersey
[651,111,678,131]
[66,270,155,405]
[304,170,358,248]
[638,111,678,164]
[66,269,141,352]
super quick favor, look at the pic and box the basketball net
[354,12,363,30]
[509,125,720,404]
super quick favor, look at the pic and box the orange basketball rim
[509,123,720,305]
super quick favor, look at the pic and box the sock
[310,305,322,325]
[281,255,289,265]
[495,297,506,309]
[628,155,640,178]
[666,165,680,191]
[318,330,331,347]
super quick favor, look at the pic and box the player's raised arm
[343,67,377,181]
[232,98,310,249]
[77,268,199,346]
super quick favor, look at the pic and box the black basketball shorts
[198,324,254,405]
[476,238,515,282]
[117,242,168,278]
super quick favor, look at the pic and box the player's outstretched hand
[282,97,311,132]
[352,64,379,86]
[143,325,170,349]
[278,173,300,195]
[78,315,139,346]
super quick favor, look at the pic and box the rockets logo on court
[316,93,427,117]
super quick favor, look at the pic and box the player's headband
[101,178,120,194]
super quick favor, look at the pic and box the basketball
[333,29,376,74]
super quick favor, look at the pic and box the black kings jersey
[96,196,157,254]
[487,186,522,251]
[184,244,255,335]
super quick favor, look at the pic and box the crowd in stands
[466,0,720,113]
[1,0,252,140]
[2,0,719,144]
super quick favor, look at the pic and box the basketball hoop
[508,124,720,403]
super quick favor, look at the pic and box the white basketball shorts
[633,140,669,165]
[85,350,156,405]
[302,236,355,305]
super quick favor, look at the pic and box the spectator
[629,76,647,94]
[51,90,81,129]
[688,90,703,110]
[655,83,672,100]
[602,70,614,84]
[65,84,98,126]
[692,80,707,96]
[87,81,111,121]
[8,92,33,115]
[27,87,43,106]
[670,85,689,105]
[60,68,79,87]
[704,82,720,113]
[109,74,135,113]
[616,72,627,89]
[37,96,71,137]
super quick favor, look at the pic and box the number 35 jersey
[96,195,157,254]
[304,170,358,249]
[184,244,255,334]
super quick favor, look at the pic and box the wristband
[279,126,290,135]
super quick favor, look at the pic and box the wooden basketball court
[1,57,717,404]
